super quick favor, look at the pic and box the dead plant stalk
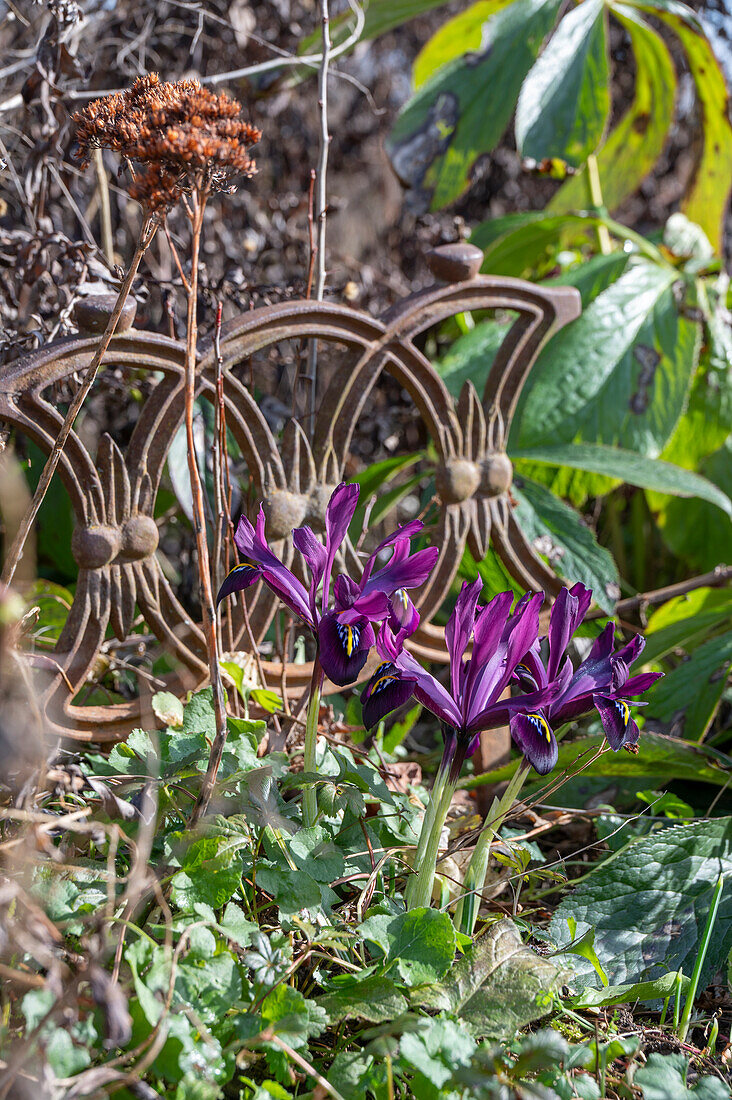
[186,189,228,826]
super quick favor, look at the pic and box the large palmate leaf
[413,0,513,86]
[511,443,732,515]
[550,819,732,990]
[630,0,732,251]
[359,908,457,987]
[513,258,700,456]
[387,0,561,209]
[643,630,732,741]
[512,475,620,612]
[549,5,676,214]
[516,0,610,167]
[410,919,564,1039]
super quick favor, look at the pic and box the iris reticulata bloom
[512,583,662,771]
[216,482,438,687]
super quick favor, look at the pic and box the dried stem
[1,216,158,589]
[185,191,229,827]
[93,147,114,265]
[302,0,332,426]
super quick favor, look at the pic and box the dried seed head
[73,74,261,212]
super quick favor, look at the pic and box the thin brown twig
[587,564,732,621]
[186,189,229,827]
[1,217,158,588]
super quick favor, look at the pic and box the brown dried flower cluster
[73,73,261,212]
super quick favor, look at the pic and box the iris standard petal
[292,525,327,594]
[361,661,417,729]
[359,518,424,587]
[594,692,639,750]
[333,573,360,610]
[216,562,260,606]
[322,482,360,608]
[510,712,558,775]
[317,611,374,686]
[445,579,483,698]
[361,545,439,601]
[388,588,420,636]
[547,586,578,682]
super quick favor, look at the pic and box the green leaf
[653,442,732,572]
[256,865,322,917]
[635,1051,731,1099]
[433,317,513,399]
[359,907,457,987]
[642,587,732,664]
[461,730,732,790]
[383,702,423,754]
[631,0,732,252]
[399,1016,477,1089]
[170,836,244,911]
[413,0,513,86]
[317,976,408,1023]
[511,444,732,515]
[546,250,632,307]
[512,475,620,612]
[387,0,561,209]
[548,6,675,214]
[643,630,732,741]
[516,0,610,167]
[287,825,345,882]
[514,259,700,457]
[476,213,597,279]
[570,969,689,1008]
[411,918,564,1038]
[551,818,732,990]
[152,691,184,728]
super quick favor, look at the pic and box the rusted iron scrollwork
[0,243,581,742]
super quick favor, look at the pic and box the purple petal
[622,671,663,696]
[216,562,260,606]
[615,633,645,669]
[322,482,360,609]
[395,649,462,729]
[547,587,578,682]
[317,610,374,686]
[293,525,327,596]
[510,713,558,775]
[333,573,359,610]
[388,588,420,636]
[594,693,640,751]
[445,579,483,699]
[589,622,616,661]
[361,661,417,729]
[360,519,425,586]
[341,591,391,623]
[361,545,439,601]
[463,591,515,713]
[494,591,544,698]
[235,509,313,623]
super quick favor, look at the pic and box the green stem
[454,762,530,936]
[586,154,612,256]
[302,660,324,829]
[405,762,457,911]
[677,874,725,1042]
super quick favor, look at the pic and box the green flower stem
[302,660,324,829]
[454,761,531,936]
[677,873,725,1042]
[405,768,457,911]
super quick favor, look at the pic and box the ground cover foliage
[2,0,732,1098]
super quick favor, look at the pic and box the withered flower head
[73,73,261,212]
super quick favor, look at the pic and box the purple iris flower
[216,482,439,687]
[511,584,662,772]
[362,579,562,777]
